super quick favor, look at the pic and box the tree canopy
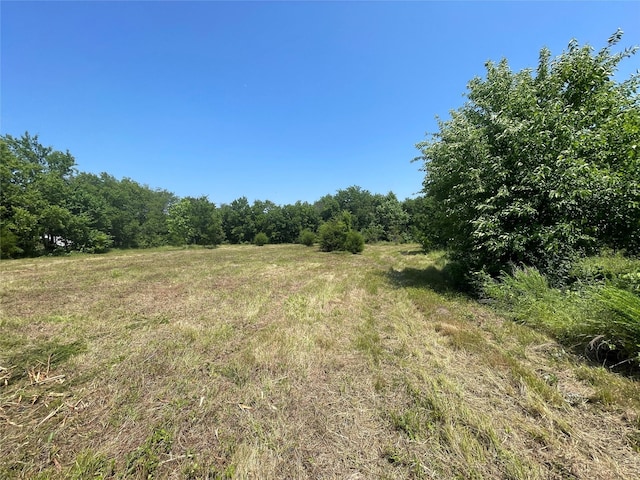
[1,134,420,258]
[416,32,640,279]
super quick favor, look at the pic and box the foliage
[483,255,640,370]
[299,229,316,246]
[402,195,449,251]
[0,133,177,257]
[319,216,349,252]
[254,232,268,246]
[1,131,413,257]
[416,33,640,279]
[317,187,410,243]
[344,230,365,253]
[318,211,365,254]
[168,196,224,246]
[570,251,640,294]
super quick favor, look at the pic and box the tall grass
[483,254,640,370]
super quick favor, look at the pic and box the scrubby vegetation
[415,32,639,279]
[318,211,365,254]
[253,232,269,246]
[299,229,316,247]
[482,253,640,371]
[416,33,640,372]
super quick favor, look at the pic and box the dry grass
[1,244,639,479]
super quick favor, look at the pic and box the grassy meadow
[1,244,639,479]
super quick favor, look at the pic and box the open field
[1,244,639,479]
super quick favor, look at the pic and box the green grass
[483,258,640,371]
[1,244,639,478]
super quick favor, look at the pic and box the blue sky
[2,1,639,206]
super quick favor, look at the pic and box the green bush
[344,231,365,254]
[299,229,316,247]
[415,35,640,279]
[318,212,364,254]
[319,219,349,252]
[254,232,268,246]
[88,231,113,254]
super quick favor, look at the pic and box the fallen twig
[37,403,65,427]
[32,374,66,386]
[159,454,188,466]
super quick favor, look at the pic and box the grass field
[1,244,639,479]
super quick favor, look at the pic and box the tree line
[1,133,429,258]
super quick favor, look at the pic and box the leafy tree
[220,197,255,243]
[416,33,640,278]
[1,133,79,255]
[371,192,409,242]
[168,196,224,246]
[403,196,449,251]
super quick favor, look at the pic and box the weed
[125,427,173,478]
[69,450,115,479]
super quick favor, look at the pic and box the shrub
[344,231,365,254]
[254,232,268,246]
[299,229,316,247]
[415,34,640,279]
[318,212,365,254]
[319,219,348,252]
[90,231,113,254]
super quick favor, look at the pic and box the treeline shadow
[385,262,473,296]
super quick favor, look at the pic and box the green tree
[403,196,449,251]
[370,192,409,242]
[220,197,255,243]
[1,133,79,255]
[416,33,640,278]
[168,196,224,246]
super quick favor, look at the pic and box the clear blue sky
[2,1,639,206]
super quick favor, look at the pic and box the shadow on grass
[385,262,472,296]
[5,340,87,380]
[399,249,425,256]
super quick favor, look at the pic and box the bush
[90,231,113,254]
[344,231,365,254]
[299,229,316,247]
[318,212,365,254]
[254,232,268,246]
[415,34,640,279]
[319,219,348,252]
